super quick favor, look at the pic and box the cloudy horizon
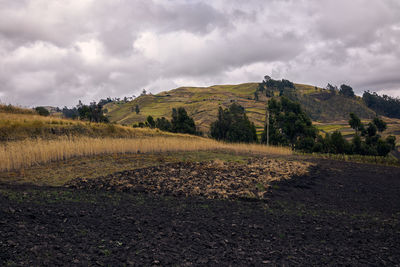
[1,0,399,107]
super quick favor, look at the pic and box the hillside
[104,82,376,134]
[0,106,182,141]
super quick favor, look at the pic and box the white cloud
[75,39,105,64]
[0,0,399,107]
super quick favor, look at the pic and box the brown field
[0,136,291,172]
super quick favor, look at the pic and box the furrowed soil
[1,157,400,266]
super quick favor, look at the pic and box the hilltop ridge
[104,82,376,133]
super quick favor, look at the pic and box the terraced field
[315,117,400,146]
[104,82,376,134]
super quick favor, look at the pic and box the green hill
[104,82,377,134]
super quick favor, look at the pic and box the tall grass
[0,104,36,115]
[0,137,291,171]
[0,112,182,141]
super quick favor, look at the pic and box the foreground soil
[1,158,400,266]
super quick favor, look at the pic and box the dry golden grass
[0,104,36,115]
[0,136,291,171]
[0,112,182,141]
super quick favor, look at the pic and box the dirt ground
[1,157,400,266]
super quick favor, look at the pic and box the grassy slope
[105,82,377,133]
[0,111,181,141]
[105,83,267,133]
[315,117,400,146]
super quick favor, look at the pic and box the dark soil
[1,158,400,266]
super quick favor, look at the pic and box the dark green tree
[349,113,362,134]
[155,117,172,132]
[146,116,155,128]
[339,84,355,98]
[254,91,259,101]
[77,102,109,123]
[261,97,318,150]
[366,122,377,137]
[210,103,257,143]
[377,139,391,157]
[363,91,400,119]
[135,105,140,114]
[386,136,396,150]
[35,106,50,116]
[330,131,348,154]
[373,117,387,132]
[351,134,362,154]
[171,107,196,134]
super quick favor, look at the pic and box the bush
[35,107,50,116]
[146,116,155,128]
[155,117,172,132]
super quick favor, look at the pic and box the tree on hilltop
[339,84,355,98]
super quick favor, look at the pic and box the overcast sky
[1,0,400,107]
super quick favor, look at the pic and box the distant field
[315,118,400,146]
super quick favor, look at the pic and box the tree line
[133,107,201,136]
[61,100,108,123]
[261,97,395,156]
[363,91,400,119]
[208,97,396,157]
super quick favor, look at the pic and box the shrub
[35,107,50,116]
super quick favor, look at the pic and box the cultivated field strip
[0,137,291,171]
[67,159,311,200]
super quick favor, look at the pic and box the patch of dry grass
[0,112,182,141]
[0,104,36,115]
[0,136,291,172]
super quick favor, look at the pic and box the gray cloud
[0,0,399,107]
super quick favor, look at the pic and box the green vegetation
[171,107,197,135]
[339,84,355,98]
[34,107,50,116]
[210,103,257,143]
[104,81,380,133]
[261,97,317,149]
[134,107,200,135]
[257,77,296,99]
[62,101,109,123]
[312,114,396,157]
[259,97,396,157]
[363,91,400,119]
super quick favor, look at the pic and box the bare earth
[1,157,399,266]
